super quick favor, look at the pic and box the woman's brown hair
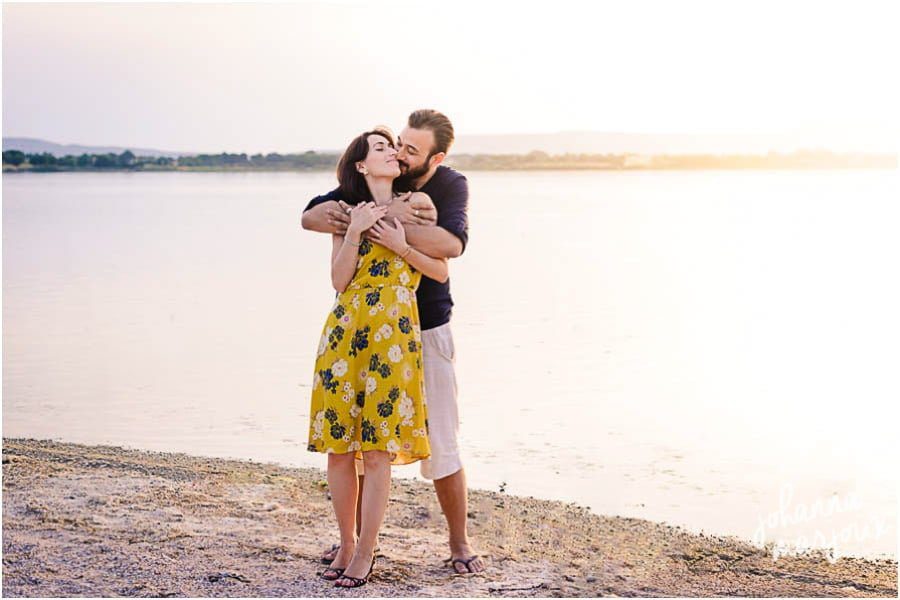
[336,126,395,205]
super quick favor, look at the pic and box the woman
[307,126,448,588]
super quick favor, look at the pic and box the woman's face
[358,134,400,178]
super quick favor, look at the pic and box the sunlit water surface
[3,169,897,558]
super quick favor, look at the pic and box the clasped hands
[343,202,402,254]
[327,191,438,237]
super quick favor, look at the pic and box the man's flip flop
[320,543,341,564]
[444,555,483,573]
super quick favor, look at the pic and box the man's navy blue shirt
[303,165,469,331]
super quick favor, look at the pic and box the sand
[2,437,896,597]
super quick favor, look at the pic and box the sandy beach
[2,437,896,597]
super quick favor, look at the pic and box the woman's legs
[326,452,359,570]
[320,474,365,563]
[336,450,391,584]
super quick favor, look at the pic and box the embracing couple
[301,109,484,588]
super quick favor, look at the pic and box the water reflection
[3,170,897,557]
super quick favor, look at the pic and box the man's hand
[386,191,438,226]
[326,201,352,235]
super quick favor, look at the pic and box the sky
[2,0,897,154]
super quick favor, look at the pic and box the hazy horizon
[3,1,897,154]
[6,128,898,159]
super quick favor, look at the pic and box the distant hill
[6,127,896,159]
[2,137,194,158]
[452,129,898,155]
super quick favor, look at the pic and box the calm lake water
[3,169,897,559]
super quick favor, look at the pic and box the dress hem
[307,446,430,467]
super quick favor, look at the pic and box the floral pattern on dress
[307,239,429,465]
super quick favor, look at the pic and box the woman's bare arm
[331,202,388,292]
[330,233,358,293]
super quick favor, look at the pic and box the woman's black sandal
[320,566,345,581]
[321,543,383,564]
[334,556,376,588]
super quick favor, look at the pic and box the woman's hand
[347,202,388,236]
[386,191,438,226]
[369,217,408,254]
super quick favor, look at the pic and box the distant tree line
[2,149,339,171]
[176,150,335,169]
[3,147,895,172]
[3,149,172,170]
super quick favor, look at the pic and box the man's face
[396,127,436,186]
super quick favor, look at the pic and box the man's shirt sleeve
[303,187,342,213]
[437,175,469,254]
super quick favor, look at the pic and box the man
[301,109,485,574]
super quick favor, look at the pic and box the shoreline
[3,437,897,597]
[4,164,897,174]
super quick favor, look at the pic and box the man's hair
[407,109,455,156]
[336,126,395,205]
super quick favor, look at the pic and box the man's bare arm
[403,224,463,259]
[300,201,350,234]
[304,192,428,235]
[318,192,459,258]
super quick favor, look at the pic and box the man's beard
[395,159,431,192]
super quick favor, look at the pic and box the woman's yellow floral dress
[307,238,430,465]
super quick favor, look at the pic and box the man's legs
[433,467,485,572]
[420,323,485,573]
